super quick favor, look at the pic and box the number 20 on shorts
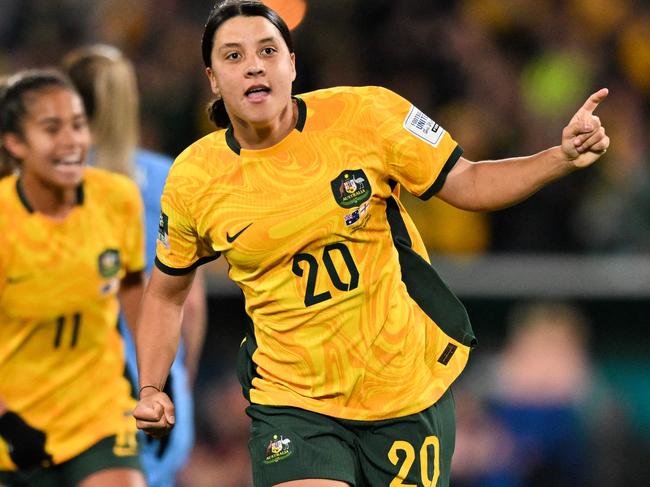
[388,435,440,487]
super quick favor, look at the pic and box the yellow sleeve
[155,170,219,275]
[0,214,6,296]
[371,87,463,199]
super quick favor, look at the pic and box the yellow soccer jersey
[157,86,476,420]
[0,168,144,469]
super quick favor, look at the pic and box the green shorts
[247,388,456,487]
[0,435,141,487]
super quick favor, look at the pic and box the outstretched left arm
[437,89,610,211]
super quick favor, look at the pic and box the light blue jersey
[120,149,194,487]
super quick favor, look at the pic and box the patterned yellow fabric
[157,86,475,420]
[0,168,144,469]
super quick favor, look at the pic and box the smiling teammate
[0,69,146,486]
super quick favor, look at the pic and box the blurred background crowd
[1,0,648,485]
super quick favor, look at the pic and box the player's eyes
[225,52,241,61]
[73,121,87,131]
[261,47,277,56]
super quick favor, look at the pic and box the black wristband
[139,384,161,396]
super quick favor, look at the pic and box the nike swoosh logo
[6,274,32,285]
[226,222,253,243]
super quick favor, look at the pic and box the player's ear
[289,53,296,82]
[2,133,28,160]
[205,67,220,96]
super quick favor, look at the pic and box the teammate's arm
[133,266,195,437]
[118,270,145,337]
[437,89,609,211]
[180,268,207,386]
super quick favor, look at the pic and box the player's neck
[19,173,79,220]
[231,99,297,150]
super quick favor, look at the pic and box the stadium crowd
[2,0,648,255]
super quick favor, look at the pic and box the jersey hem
[247,380,459,422]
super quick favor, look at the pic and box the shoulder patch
[403,105,445,148]
[158,212,170,249]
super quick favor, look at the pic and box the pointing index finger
[580,88,608,115]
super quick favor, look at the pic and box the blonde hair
[63,45,139,176]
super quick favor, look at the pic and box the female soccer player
[133,1,609,486]
[0,69,146,486]
[63,44,207,487]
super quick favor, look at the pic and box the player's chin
[52,170,85,189]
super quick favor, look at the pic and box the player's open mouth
[245,85,270,101]
[53,155,83,167]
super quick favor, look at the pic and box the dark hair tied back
[206,97,231,129]
[1,69,73,135]
[201,0,294,129]
[0,69,73,177]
